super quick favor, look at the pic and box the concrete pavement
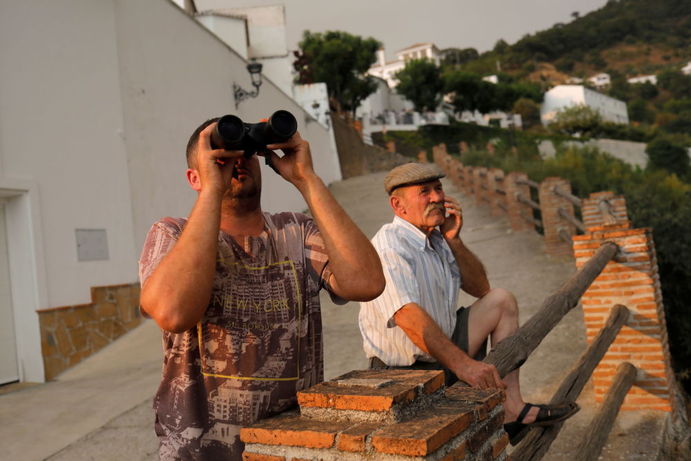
[0,171,664,460]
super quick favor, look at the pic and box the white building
[0,0,341,383]
[541,85,629,126]
[682,61,691,75]
[588,73,611,89]
[627,74,657,85]
[368,43,441,88]
[194,5,293,96]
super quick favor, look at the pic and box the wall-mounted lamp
[233,60,263,109]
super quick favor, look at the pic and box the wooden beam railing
[576,362,638,461]
[517,193,540,211]
[552,186,582,208]
[517,178,540,189]
[512,304,630,460]
[484,242,619,377]
[558,207,586,233]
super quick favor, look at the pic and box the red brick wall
[241,370,509,460]
[574,227,674,412]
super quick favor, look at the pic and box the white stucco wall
[541,85,628,125]
[114,0,341,248]
[196,14,249,59]
[0,0,139,381]
[195,4,293,95]
[0,0,341,382]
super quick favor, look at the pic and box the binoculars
[210,110,298,157]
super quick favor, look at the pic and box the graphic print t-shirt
[139,212,337,460]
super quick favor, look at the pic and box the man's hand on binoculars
[196,124,244,196]
[263,132,316,190]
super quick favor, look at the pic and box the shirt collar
[392,215,441,251]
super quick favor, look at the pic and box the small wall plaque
[75,229,109,261]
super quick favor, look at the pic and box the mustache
[424,203,445,215]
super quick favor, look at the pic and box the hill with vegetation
[454,0,691,83]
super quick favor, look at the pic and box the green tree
[296,31,381,114]
[443,71,482,113]
[628,99,654,124]
[440,47,479,67]
[548,104,603,137]
[512,98,541,128]
[646,137,690,176]
[394,59,443,112]
[657,70,691,99]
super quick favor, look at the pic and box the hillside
[456,0,691,85]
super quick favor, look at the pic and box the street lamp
[233,60,263,108]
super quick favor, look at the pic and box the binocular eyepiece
[210,110,298,157]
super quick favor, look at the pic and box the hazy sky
[196,0,609,59]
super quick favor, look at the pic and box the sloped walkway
[0,172,664,460]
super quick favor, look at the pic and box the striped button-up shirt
[359,216,461,366]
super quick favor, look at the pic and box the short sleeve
[138,220,181,287]
[375,247,421,326]
[302,217,346,304]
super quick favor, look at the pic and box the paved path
[0,172,664,460]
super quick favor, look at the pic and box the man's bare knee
[483,287,518,316]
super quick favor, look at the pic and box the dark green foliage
[296,30,381,114]
[549,105,657,142]
[510,0,691,64]
[513,98,542,129]
[442,71,543,114]
[657,70,691,99]
[394,59,444,112]
[646,137,690,177]
[628,99,655,124]
[441,47,479,67]
[549,105,604,137]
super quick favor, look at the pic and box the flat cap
[384,162,445,194]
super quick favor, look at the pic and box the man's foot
[503,402,580,445]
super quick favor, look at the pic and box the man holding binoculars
[138,112,385,460]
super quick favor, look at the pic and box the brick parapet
[504,172,534,231]
[472,168,489,205]
[538,177,577,256]
[573,228,676,413]
[581,191,630,230]
[487,169,505,216]
[242,370,508,460]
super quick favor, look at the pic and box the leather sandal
[503,402,580,446]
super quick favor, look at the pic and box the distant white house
[368,43,441,88]
[627,74,657,85]
[482,75,499,84]
[588,73,611,89]
[541,85,629,126]
[682,61,691,75]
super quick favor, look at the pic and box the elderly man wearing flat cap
[359,162,578,445]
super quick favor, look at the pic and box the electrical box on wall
[75,229,109,261]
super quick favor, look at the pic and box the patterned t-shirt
[139,212,336,460]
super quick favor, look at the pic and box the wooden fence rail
[576,362,638,461]
[484,242,619,377]
[512,304,631,460]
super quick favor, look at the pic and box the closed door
[0,204,19,384]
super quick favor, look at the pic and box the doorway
[0,203,19,384]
